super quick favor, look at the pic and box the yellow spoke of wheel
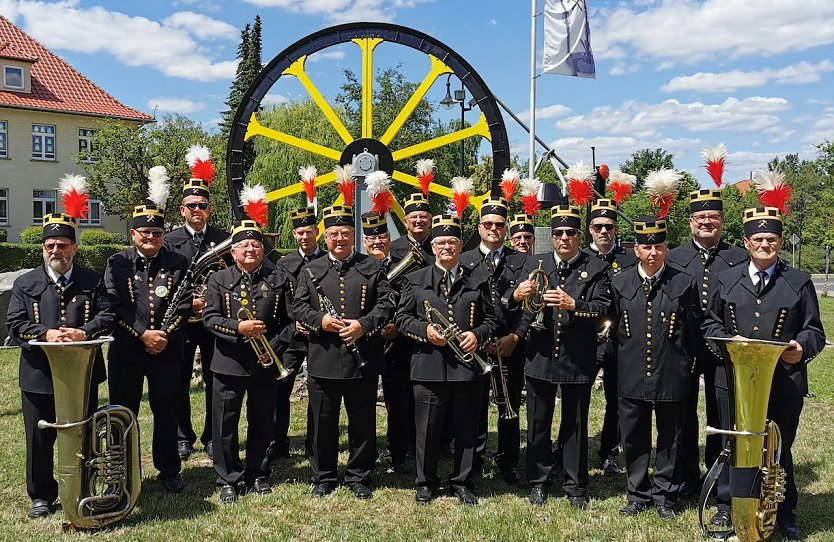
[282,56,354,145]
[380,55,453,146]
[392,170,491,213]
[391,113,491,162]
[245,113,342,161]
[352,37,383,139]
[265,171,337,203]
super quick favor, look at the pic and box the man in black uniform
[703,206,825,541]
[105,202,192,493]
[460,197,527,484]
[6,212,114,518]
[667,189,747,497]
[511,205,611,508]
[583,199,636,477]
[270,207,325,461]
[611,217,701,519]
[202,220,292,503]
[292,205,394,500]
[395,214,496,505]
[509,213,536,255]
[164,177,230,461]
[389,193,434,264]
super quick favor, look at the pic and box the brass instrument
[524,260,549,330]
[187,237,233,323]
[236,306,290,380]
[425,305,493,375]
[597,320,613,343]
[489,339,518,419]
[30,337,140,529]
[386,244,427,287]
[699,337,788,542]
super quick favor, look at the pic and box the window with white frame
[3,66,23,90]
[32,124,56,160]
[0,189,8,225]
[78,128,97,162]
[79,199,102,226]
[33,190,56,224]
[0,121,6,158]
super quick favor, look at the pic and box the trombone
[236,306,290,380]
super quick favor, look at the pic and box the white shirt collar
[328,249,355,263]
[299,247,320,259]
[46,264,73,285]
[638,263,665,281]
[435,262,460,280]
[553,251,581,266]
[590,242,613,256]
[185,223,207,237]
[748,260,777,284]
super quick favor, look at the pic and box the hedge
[80,228,114,245]
[0,243,127,273]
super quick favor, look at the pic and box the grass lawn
[0,300,833,541]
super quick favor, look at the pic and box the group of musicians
[7,171,824,541]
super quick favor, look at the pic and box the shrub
[0,229,7,242]
[80,228,113,245]
[0,243,125,273]
[18,226,43,244]
[112,233,130,245]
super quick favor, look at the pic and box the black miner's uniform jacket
[459,247,527,337]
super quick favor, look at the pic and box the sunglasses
[552,228,579,238]
[185,202,209,210]
[480,221,506,229]
[43,242,72,251]
[135,230,164,238]
[591,224,616,232]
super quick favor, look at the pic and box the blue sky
[2,0,833,186]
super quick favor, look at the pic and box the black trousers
[109,359,181,478]
[493,349,524,468]
[619,396,685,507]
[712,385,732,511]
[703,369,723,469]
[212,372,277,486]
[272,365,301,451]
[307,374,377,486]
[526,377,592,498]
[178,322,215,447]
[768,393,803,525]
[597,352,620,460]
[382,353,414,461]
[414,380,485,491]
[679,372,702,486]
[22,386,98,503]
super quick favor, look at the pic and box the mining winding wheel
[226,22,510,226]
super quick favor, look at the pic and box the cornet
[236,306,290,380]
[425,305,493,375]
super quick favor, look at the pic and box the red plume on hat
[701,144,727,188]
[334,164,356,207]
[607,170,637,205]
[752,169,792,215]
[500,168,519,202]
[644,168,682,219]
[451,176,473,219]
[298,165,317,206]
[519,177,542,217]
[186,144,215,183]
[566,162,594,207]
[366,171,394,215]
[415,159,435,196]
[58,173,90,220]
[239,183,269,226]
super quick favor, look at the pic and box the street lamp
[441,75,477,176]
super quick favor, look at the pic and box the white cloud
[490,18,497,26]
[546,135,703,171]
[240,0,428,23]
[801,110,834,145]
[609,62,640,76]
[7,0,237,82]
[518,104,573,123]
[147,97,205,113]
[662,61,834,93]
[308,50,346,63]
[262,93,290,106]
[594,0,834,64]
[162,11,238,40]
[555,97,790,135]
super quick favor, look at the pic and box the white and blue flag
[542,0,596,79]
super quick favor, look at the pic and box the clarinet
[303,268,368,369]
[160,250,200,332]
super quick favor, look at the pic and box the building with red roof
[0,14,152,241]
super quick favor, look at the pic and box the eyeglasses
[591,224,616,232]
[184,202,209,210]
[691,213,722,223]
[480,221,506,230]
[512,234,533,241]
[236,242,263,251]
[43,242,72,251]
[135,230,164,238]
[747,236,780,246]
[552,229,579,238]
[326,231,353,240]
[364,235,388,243]
[432,239,459,248]
[407,215,430,223]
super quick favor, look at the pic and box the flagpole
[529,0,537,182]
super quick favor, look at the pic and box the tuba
[187,236,233,323]
[386,244,427,288]
[699,337,788,542]
[31,337,141,529]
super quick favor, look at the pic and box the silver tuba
[31,337,141,529]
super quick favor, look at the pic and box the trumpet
[425,304,493,375]
[597,320,613,343]
[236,306,290,380]
[524,260,549,330]
[489,339,518,420]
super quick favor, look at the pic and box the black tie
[57,275,67,289]
[193,231,204,249]
[755,271,768,296]
[701,248,714,266]
[643,276,655,296]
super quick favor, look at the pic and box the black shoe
[177,441,194,461]
[205,441,213,460]
[161,473,185,494]
[501,466,522,485]
[779,521,803,541]
[390,457,409,475]
[679,481,698,498]
[415,486,435,505]
[569,496,588,510]
[619,501,648,516]
[601,457,621,477]
[528,487,548,506]
[267,440,290,461]
[246,478,272,496]
[709,510,732,529]
[350,483,373,500]
[219,484,238,503]
[451,486,478,506]
[311,483,335,498]
[656,504,677,520]
[28,499,53,519]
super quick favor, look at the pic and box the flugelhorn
[236,306,290,380]
[425,304,493,374]
[524,260,549,330]
[31,337,140,529]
